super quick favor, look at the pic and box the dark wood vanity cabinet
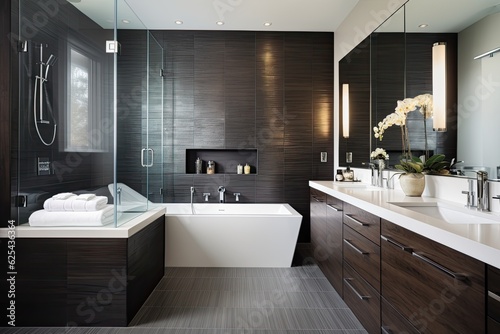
[324,195,344,296]
[488,265,500,333]
[342,203,381,333]
[309,189,343,296]
[381,219,485,333]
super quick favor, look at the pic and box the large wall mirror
[339,0,500,179]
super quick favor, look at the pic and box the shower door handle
[141,148,154,167]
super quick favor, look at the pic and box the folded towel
[44,195,77,211]
[75,194,96,201]
[71,196,108,211]
[44,195,107,212]
[52,192,76,200]
[29,205,115,227]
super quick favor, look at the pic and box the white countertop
[310,180,500,268]
[0,207,166,238]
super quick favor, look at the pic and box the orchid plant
[370,148,389,160]
[373,94,447,174]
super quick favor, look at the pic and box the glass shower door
[114,2,164,225]
[143,32,164,205]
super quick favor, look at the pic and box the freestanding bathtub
[164,203,302,267]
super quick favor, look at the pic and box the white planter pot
[399,173,425,197]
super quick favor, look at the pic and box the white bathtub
[164,203,302,267]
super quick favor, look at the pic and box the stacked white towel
[44,193,108,212]
[29,204,115,227]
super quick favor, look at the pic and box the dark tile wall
[8,0,114,224]
[149,30,333,242]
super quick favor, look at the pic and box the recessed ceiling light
[264,22,272,27]
[122,19,130,24]
[67,0,81,3]
[216,21,224,26]
[175,20,183,25]
[419,24,428,28]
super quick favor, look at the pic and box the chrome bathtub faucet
[218,186,226,203]
[234,193,241,202]
[203,193,210,202]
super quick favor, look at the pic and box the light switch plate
[346,152,352,164]
[320,152,327,162]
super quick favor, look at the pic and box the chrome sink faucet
[477,171,489,211]
[462,179,475,208]
[218,186,226,203]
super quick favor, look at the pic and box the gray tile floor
[1,246,367,334]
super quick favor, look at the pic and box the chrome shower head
[46,54,57,67]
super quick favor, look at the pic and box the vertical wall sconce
[432,42,447,131]
[342,83,350,138]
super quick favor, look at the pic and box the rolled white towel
[29,205,115,227]
[52,192,76,200]
[76,194,96,201]
[44,195,77,211]
[72,196,108,211]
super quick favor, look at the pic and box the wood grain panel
[322,195,344,296]
[343,262,381,334]
[381,297,419,334]
[381,219,485,333]
[127,216,165,322]
[343,225,380,292]
[343,202,381,245]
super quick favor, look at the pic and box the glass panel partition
[13,0,115,225]
[12,0,164,227]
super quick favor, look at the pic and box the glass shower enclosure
[11,0,164,227]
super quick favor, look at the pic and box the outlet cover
[320,152,327,162]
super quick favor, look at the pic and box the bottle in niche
[343,166,354,181]
[244,163,251,174]
[336,169,344,181]
[207,160,215,174]
[195,157,202,174]
[237,164,243,174]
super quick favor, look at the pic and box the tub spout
[218,186,226,203]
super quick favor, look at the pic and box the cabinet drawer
[343,262,380,334]
[343,225,380,292]
[324,195,343,296]
[343,202,380,245]
[381,219,485,334]
[381,297,419,334]
[488,317,500,334]
[488,266,500,322]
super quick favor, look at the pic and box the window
[65,41,105,152]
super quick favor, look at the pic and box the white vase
[399,173,425,197]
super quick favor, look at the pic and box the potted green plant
[373,94,448,196]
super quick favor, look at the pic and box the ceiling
[70,0,500,33]
[69,0,359,31]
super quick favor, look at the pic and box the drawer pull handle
[343,239,368,255]
[312,196,323,203]
[344,278,370,300]
[381,235,413,252]
[488,291,500,303]
[412,252,467,281]
[345,214,369,226]
[327,204,342,212]
[381,326,392,334]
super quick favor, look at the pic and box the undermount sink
[334,183,382,191]
[389,201,500,225]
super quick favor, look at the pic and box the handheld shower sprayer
[33,42,57,145]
